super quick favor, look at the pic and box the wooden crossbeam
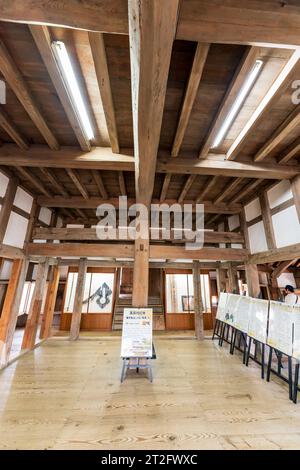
[26,242,248,261]
[249,243,300,264]
[0,243,24,259]
[172,43,209,157]
[1,144,299,179]
[0,106,28,150]
[30,25,91,152]
[33,227,245,244]
[36,195,242,214]
[278,137,300,164]
[0,37,59,150]
[199,47,260,158]
[271,259,297,280]
[89,32,119,153]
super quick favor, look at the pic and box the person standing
[284,285,298,305]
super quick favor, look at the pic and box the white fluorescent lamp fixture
[212,59,263,149]
[52,40,94,141]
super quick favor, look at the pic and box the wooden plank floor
[0,335,300,450]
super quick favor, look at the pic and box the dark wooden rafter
[92,170,108,199]
[196,176,218,203]
[0,36,59,150]
[178,175,196,203]
[65,168,89,200]
[0,106,28,149]
[199,46,260,159]
[89,32,119,153]
[160,173,172,202]
[172,43,209,157]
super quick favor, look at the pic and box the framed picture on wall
[181,295,194,312]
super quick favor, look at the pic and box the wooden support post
[193,261,204,340]
[291,174,300,223]
[227,262,239,293]
[245,262,261,298]
[216,268,227,294]
[259,191,276,250]
[39,264,60,339]
[193,260,204,340]
[21,258,50,350]
[0,177,17,242]
[0,258,28,367]
[132,237,149,307]
[69,258,87,340]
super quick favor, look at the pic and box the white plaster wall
[277,272,296,288]
[248,221,268,253]
[272,205,300,248]
[14,187,33,213]
[267,180,293,209]
[228,214,240,231]
[0,260,13,280]
[3,211,28,248]
[0,172,9,197]
[244,198,261,222]
[39,207,52,225]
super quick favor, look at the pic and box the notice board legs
[288,356,293,401]
[293,363,299,404]
[246,337,252,367]
[261,343,265,380]
[267,347,273,382]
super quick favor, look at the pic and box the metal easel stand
[266,347,293,401]
[120,357,153,383]
[245,337,266,379]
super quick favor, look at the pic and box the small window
[166,273,211,314]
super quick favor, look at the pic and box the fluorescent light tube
[212,59,263,149]
[52,40,94,141]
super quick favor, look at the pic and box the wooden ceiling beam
[227,49,300,161]
[176,0,300,48]
[118,171,127,197]
[92,170,108,199]
[178,175,196,203]
[199,47,260,159]
[1,144,300,179]
[89,32,119,153]
[39,167,69,198]
[277,137,300,164]
[160,174,172,202]
[229,179,262,204]
[171,43,209,157]
[0,37,59,150]
[30,25,91,152]
[16,167,52,197]
[254,105,300,162]
[0,106,29,150]
[196,176,218,203]
[0,0,129,35]
[65,168,89,200]
[214,177,243,204]
[271,259,297,280]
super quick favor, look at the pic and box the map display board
[292,305,300,361]
[224,293,240,327]
[247,297,269,344]
[216,292,228,322]
[234,295,251,334]
[121,308,153,358]
[267,301,294,356]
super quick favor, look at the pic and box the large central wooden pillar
[128,0,179,306]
